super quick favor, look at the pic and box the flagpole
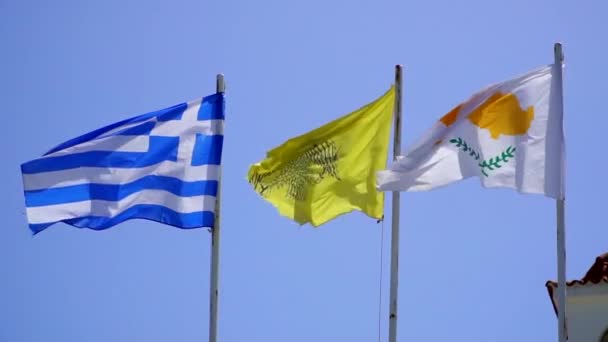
[388,64,403,342]
[553,43,567,342]
[209,74,225,342]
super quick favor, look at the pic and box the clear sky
[2,0,607,341]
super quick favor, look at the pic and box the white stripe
[182,100,201,121]
[150,119,223,136]
[150,119,223,166]
[98,116,158,139]
[23,163,220,191]
[47,135,150,157]
[26,190,216,224]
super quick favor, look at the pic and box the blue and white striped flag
[21,93,224,234]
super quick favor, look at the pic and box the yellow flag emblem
[248,87,395,226]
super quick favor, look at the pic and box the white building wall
[564,283,608,342]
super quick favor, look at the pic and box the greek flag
[21,93,224,234]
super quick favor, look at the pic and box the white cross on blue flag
[21,93,225,234]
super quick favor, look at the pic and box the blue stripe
[23,132,223,173]
[28,205,215,234]
[22,136,180,174]
[198,93,225,120]
[156,103,188,121]
[45,102,187,155]
[24,176,218,207]
[192,134,223,166]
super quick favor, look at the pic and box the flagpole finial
[216,74,225,93]
[554,43,564,63]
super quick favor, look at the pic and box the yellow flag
[248,87,395,226]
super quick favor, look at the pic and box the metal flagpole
[209,74,225,342]
[553,43,567,342]
[388,65,403,342]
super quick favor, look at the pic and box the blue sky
[2,0,607,341]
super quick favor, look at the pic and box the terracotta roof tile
[546,253,608,315]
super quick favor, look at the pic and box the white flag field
[377,64,564,199]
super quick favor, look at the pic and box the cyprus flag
[377,64,564,199]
